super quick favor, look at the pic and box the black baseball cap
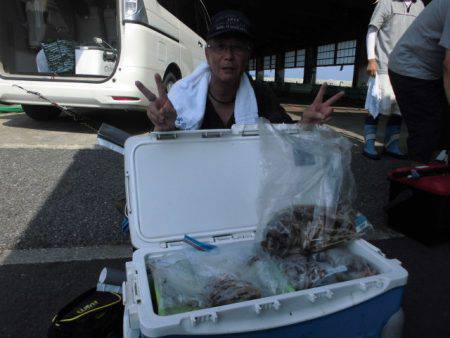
[206,10,253,40]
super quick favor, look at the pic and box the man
[389,0,450,163]
[136,10,344,132]
[363,0,424,160]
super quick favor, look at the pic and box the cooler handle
[125,171,131,215]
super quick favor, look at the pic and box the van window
[193,1,208,38]
[158,0,206,38]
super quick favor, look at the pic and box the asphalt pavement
[0,107,448,337]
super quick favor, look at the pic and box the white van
[0,0,209,120]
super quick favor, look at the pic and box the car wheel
[163,72,178,93]
[22,105,61,121]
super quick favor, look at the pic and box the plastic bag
[258,120,371,256]
[206,274,261,307]
[148,242,378,314]
[311,247,378,282]
[277,253,346,290]
[147,255,208,315]
[277,245,377,291]
[244,250,294,296]
[147,242,291,315]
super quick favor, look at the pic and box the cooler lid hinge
[202,131,223,138]
[156,133,178,141]
[242,130,259,137]
[160,240,185,249]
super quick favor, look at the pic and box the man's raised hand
[302,83,345,124]
[135,74,177,132]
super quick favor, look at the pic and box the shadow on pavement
[5,148,129,250]
[1,109,151,135]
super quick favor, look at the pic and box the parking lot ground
[1,107,448,337]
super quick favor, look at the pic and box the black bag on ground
[386,164,450,243]
[47,288,123,338]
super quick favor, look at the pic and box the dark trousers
[389,70,449,163]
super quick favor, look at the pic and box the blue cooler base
[140,287,404,338]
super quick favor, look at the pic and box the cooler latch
[254,300,281,314]
[124,263,141,330]
[190,312,218,326]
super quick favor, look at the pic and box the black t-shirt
[200,96,236,129]
[200,78,295,130]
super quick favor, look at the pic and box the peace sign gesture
[302,83,345,124]
[135,74,177,132]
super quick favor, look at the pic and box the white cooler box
[75,46,115,76]
[122,126,408,338]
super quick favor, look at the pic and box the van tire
[23,105,62,121]
[163,72,178,93]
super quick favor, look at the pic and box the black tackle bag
[48,288,123,338]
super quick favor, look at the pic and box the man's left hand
[302,83,345,124]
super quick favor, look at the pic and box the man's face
[205,35,251,83]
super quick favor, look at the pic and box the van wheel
[22,105,61,121]
[163,72,178,93]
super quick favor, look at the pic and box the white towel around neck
[168,62,259,130]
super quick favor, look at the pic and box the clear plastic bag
[148,242,378,314]
[277,253,346,290]
[147,254,208,315]
[311,247,378,282]
[258,120,371,256]
[244,249,294,296]
[206,274,262,307]
[277,245,377,291]
[147,242,292,315]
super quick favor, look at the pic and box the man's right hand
[135,74,177,132]
[366,59,377,77]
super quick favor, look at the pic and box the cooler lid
[124,128,265,249]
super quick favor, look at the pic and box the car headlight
[123,0,146,21]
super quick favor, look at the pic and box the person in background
[389,0,450,164]
[136,10,344,132]
[363,0,424,160]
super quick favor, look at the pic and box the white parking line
[0,245,133,266]
[0,143,98,150]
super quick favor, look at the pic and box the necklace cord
[208,89,236,105]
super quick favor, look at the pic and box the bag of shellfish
[257,120,372,257]
[146,241,293,315]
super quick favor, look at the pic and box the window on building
[284,49,305,68]
[336,40,357,65]
[317,43,335,66]
[263,55,276,82]
[248,58,256,71]
[315,40,357,87]
[264,55,276,70]
[248,58,256,80]
[284,49,305,83]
